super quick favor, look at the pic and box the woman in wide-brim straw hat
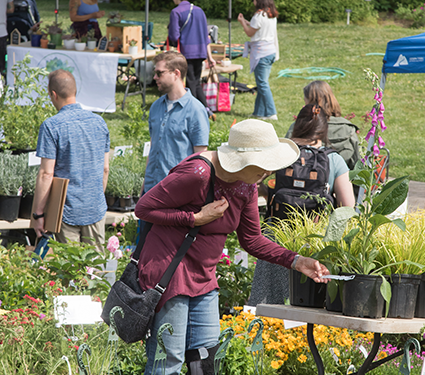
[135,119,330,375]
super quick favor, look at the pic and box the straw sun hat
[217,119,300,173]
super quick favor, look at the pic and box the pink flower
[365,126,376,141]
[377,111,384,121]
[373,145,380,156]
[120,222,125,227]
[378,136,385,148]
[421,6,423,10]
[379,103,385,112]
[378,91,383,99]
[107,236,119,253]
[112,222,117,227]
[114,249,123,260]
[374,93,379,101]
[369,107,376,117]
[371,114,378,125]
[414,9,417,11]
[117,232,122,237]
[380,120,387,131]
[39,313,46,320]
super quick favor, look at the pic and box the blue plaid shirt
[36,103,110,226]
[144,89,209,192]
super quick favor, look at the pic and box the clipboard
[31,177,69,233]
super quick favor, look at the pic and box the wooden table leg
[307,323,325,375]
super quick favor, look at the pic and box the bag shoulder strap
[180,3,194,33]
[131,155,215,293]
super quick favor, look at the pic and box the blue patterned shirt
[144,89,209,192]
[36,103,110,226]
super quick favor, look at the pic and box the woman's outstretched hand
[193,196,229,226]
[295,256,330,283]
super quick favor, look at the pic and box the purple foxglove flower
[369,107,376,117]
[374,93,379,101]
[379,103,385,112]
[380,120,387,131]
[377,112,384,121]
[378,136,385,148]
[365,126,376,141]
[373,145,380,156]
[372,114,378,125]
[378,91,383,98]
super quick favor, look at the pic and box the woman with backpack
[286,80,361,170]
[238,0,279,120]
[248,104,355,307]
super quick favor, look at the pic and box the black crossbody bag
[101,155,215,343]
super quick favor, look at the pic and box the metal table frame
[257,304,425,375]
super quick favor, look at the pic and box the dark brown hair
[153,51,188,80]
[303,81,341,118]
[48,69,77,99]
[254,0,278,18]
[291,104,329,146]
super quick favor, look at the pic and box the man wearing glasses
[142,51,209,196]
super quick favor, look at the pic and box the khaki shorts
[55,216,105,253]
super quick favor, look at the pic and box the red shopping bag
[166,37,180,52]
[202,68,218,112]
[217,82,231,112]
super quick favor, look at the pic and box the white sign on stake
[143,141,151,157]
[54,295,102,326]
[28,151,41,166]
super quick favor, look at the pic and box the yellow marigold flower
[297,354,308,363]
[378,351,388,360]
[271,361,280,369]
[333,348,340,357]
[234,306,243,311]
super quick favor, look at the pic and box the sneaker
[257,114,278,121]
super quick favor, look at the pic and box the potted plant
[75,35,87,51]
[86,28,97,50]
[0,152,26,222]
[108,41,115,52]
[18,165,39,219]
[46,21,63,47]
[40,33,49,48]
[107,11,122,24]
[128,39,138,55]
[62,27,76,50]
[31,28,43,47]
[318,69,424,319]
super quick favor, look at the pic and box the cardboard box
[31,177,69,233]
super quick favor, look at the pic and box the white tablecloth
[7,45,119,113]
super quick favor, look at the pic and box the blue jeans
[253,54,277,117]
[144,290,220,375]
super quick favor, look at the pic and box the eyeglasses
[154,69,172,78]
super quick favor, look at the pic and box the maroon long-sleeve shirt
[135,155,296,311]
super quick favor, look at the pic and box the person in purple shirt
[169,0,217,120]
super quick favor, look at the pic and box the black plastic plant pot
[289,269,326,308]
[415,273,425,318]
[18,194,34,219]
[0,195,22,222]
[326,283,343,312]
[342,274,385,319]
[119,197,132,208]
[388,274,421,319]
[106,196,118,207]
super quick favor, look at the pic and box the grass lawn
[35,0,425,181]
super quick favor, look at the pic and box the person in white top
[238,0,279,120]
[0,0,13,77]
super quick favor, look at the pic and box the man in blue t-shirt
[33,69,110,252]
[142,51,209,194]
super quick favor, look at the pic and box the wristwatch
[32,212,45,220]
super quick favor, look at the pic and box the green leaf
[305,234,324,239]
[343,228,360,247]
[368,214,391,230]
[371,176,409,216]
[323,207,358,242]
[313,245,339,260]
[327,280,338,303]
[392,218,406,231]
[380,276,392,317]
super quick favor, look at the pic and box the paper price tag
[143,141,151,157]
[28,151,41,166]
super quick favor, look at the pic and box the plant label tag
[329,348,339,364]
[143,141,151,157]
[359,345,368,358]
[114,145,133,157]
[293,180,305,188]
[283,320,306,329]
[28,151,41,166]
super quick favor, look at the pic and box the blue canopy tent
[380,32,425,89]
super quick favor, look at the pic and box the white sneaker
[257,115,278,121]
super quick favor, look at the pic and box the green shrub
[396,4,425,27]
